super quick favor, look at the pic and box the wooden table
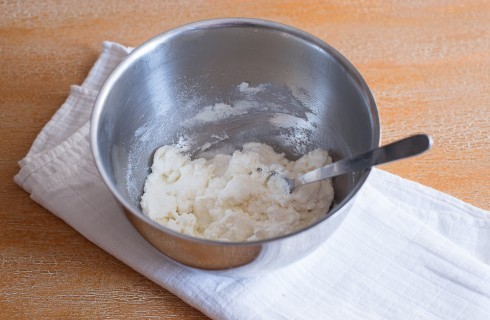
[1,1,488,318]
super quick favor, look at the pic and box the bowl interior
[93,20,379,233]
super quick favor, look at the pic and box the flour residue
[173,82,318,157]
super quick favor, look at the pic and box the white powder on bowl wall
[140,142,334,242]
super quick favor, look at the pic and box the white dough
[140,143,334,242]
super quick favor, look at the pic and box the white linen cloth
[15,41,490,320]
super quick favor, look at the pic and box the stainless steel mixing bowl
[91,18,380,274]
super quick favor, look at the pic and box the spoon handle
[297,134,433,186]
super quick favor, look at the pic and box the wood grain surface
[1,1,489,319]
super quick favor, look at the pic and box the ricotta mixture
[141,143,334,242]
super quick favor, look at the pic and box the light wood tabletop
[1,1,488,319]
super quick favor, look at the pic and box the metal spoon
[286,134,433,192]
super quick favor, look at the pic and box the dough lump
[141,143,334,242]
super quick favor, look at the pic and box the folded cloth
[15,41,490,320]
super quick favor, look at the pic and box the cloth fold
[15,41,490,320]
